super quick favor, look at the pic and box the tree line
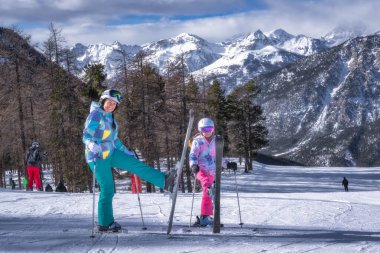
[0,25,268,193]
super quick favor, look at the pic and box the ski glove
[191,165,200,174]
[87,142,101,154]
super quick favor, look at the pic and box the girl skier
[189,118,221,226]
[83,89,175,232]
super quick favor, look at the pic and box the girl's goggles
[201,126,214,133]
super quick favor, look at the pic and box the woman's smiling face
[103,99,117,112]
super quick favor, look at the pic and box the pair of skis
[166,110,224,236]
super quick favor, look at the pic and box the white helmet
[198,118,215,132]
[99,89,123,104]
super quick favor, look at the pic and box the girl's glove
[191,165,200,174]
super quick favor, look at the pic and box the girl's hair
[101,100,117,129]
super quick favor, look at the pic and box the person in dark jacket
[342,177,349,192]
[9,177,16,189]
[45,184,53,192]
[55,181,68,192]
[25,141,47,191]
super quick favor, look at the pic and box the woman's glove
[88,142,101,154]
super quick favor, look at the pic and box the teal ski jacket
[83,101,134,163]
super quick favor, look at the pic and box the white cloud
[2,0,380,46]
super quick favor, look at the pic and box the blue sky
[1,0,379,46]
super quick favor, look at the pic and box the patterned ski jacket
[82,101,134,163]
[189,134,218,175]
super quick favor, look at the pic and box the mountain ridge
[70,26,364,86]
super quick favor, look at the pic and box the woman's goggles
[109,90,123,103]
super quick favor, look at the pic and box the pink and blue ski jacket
[189,134,218,175]
[82,101,134,163]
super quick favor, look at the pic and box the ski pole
[233,169,243,227]
[132,150,147,230]
[90,160,97,238]
[188,173,197,229]
[134,173,147,230]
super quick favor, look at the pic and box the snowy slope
[1,161,380,253]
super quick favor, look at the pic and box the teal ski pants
[87,149,165,227]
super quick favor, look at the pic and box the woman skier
[83,89,175,232]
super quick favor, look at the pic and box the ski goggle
[109,90,123,103]
[200,126,214,133]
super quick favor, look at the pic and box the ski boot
[192,216,203,227]
[98,221,122,232]
[200,215,214,226]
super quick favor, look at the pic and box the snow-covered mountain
[142,33,223,73]
[71,27,363,86]
[71,42,141,79]
[192,29,327,89]
[323,23,367,47]
[255,34,380,166]
[71,33,223,80]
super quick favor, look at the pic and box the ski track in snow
[1,162,380,252]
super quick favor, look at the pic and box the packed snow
[1,161,380,253]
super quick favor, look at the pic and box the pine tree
[82,63,107,100]
[227,80,268,172]
[205,80,230,152]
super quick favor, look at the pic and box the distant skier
[9,177,15,189]
[83,89,176,233]
[189,118,225,226]
[342,177,349,192]
[25,141,47,191]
